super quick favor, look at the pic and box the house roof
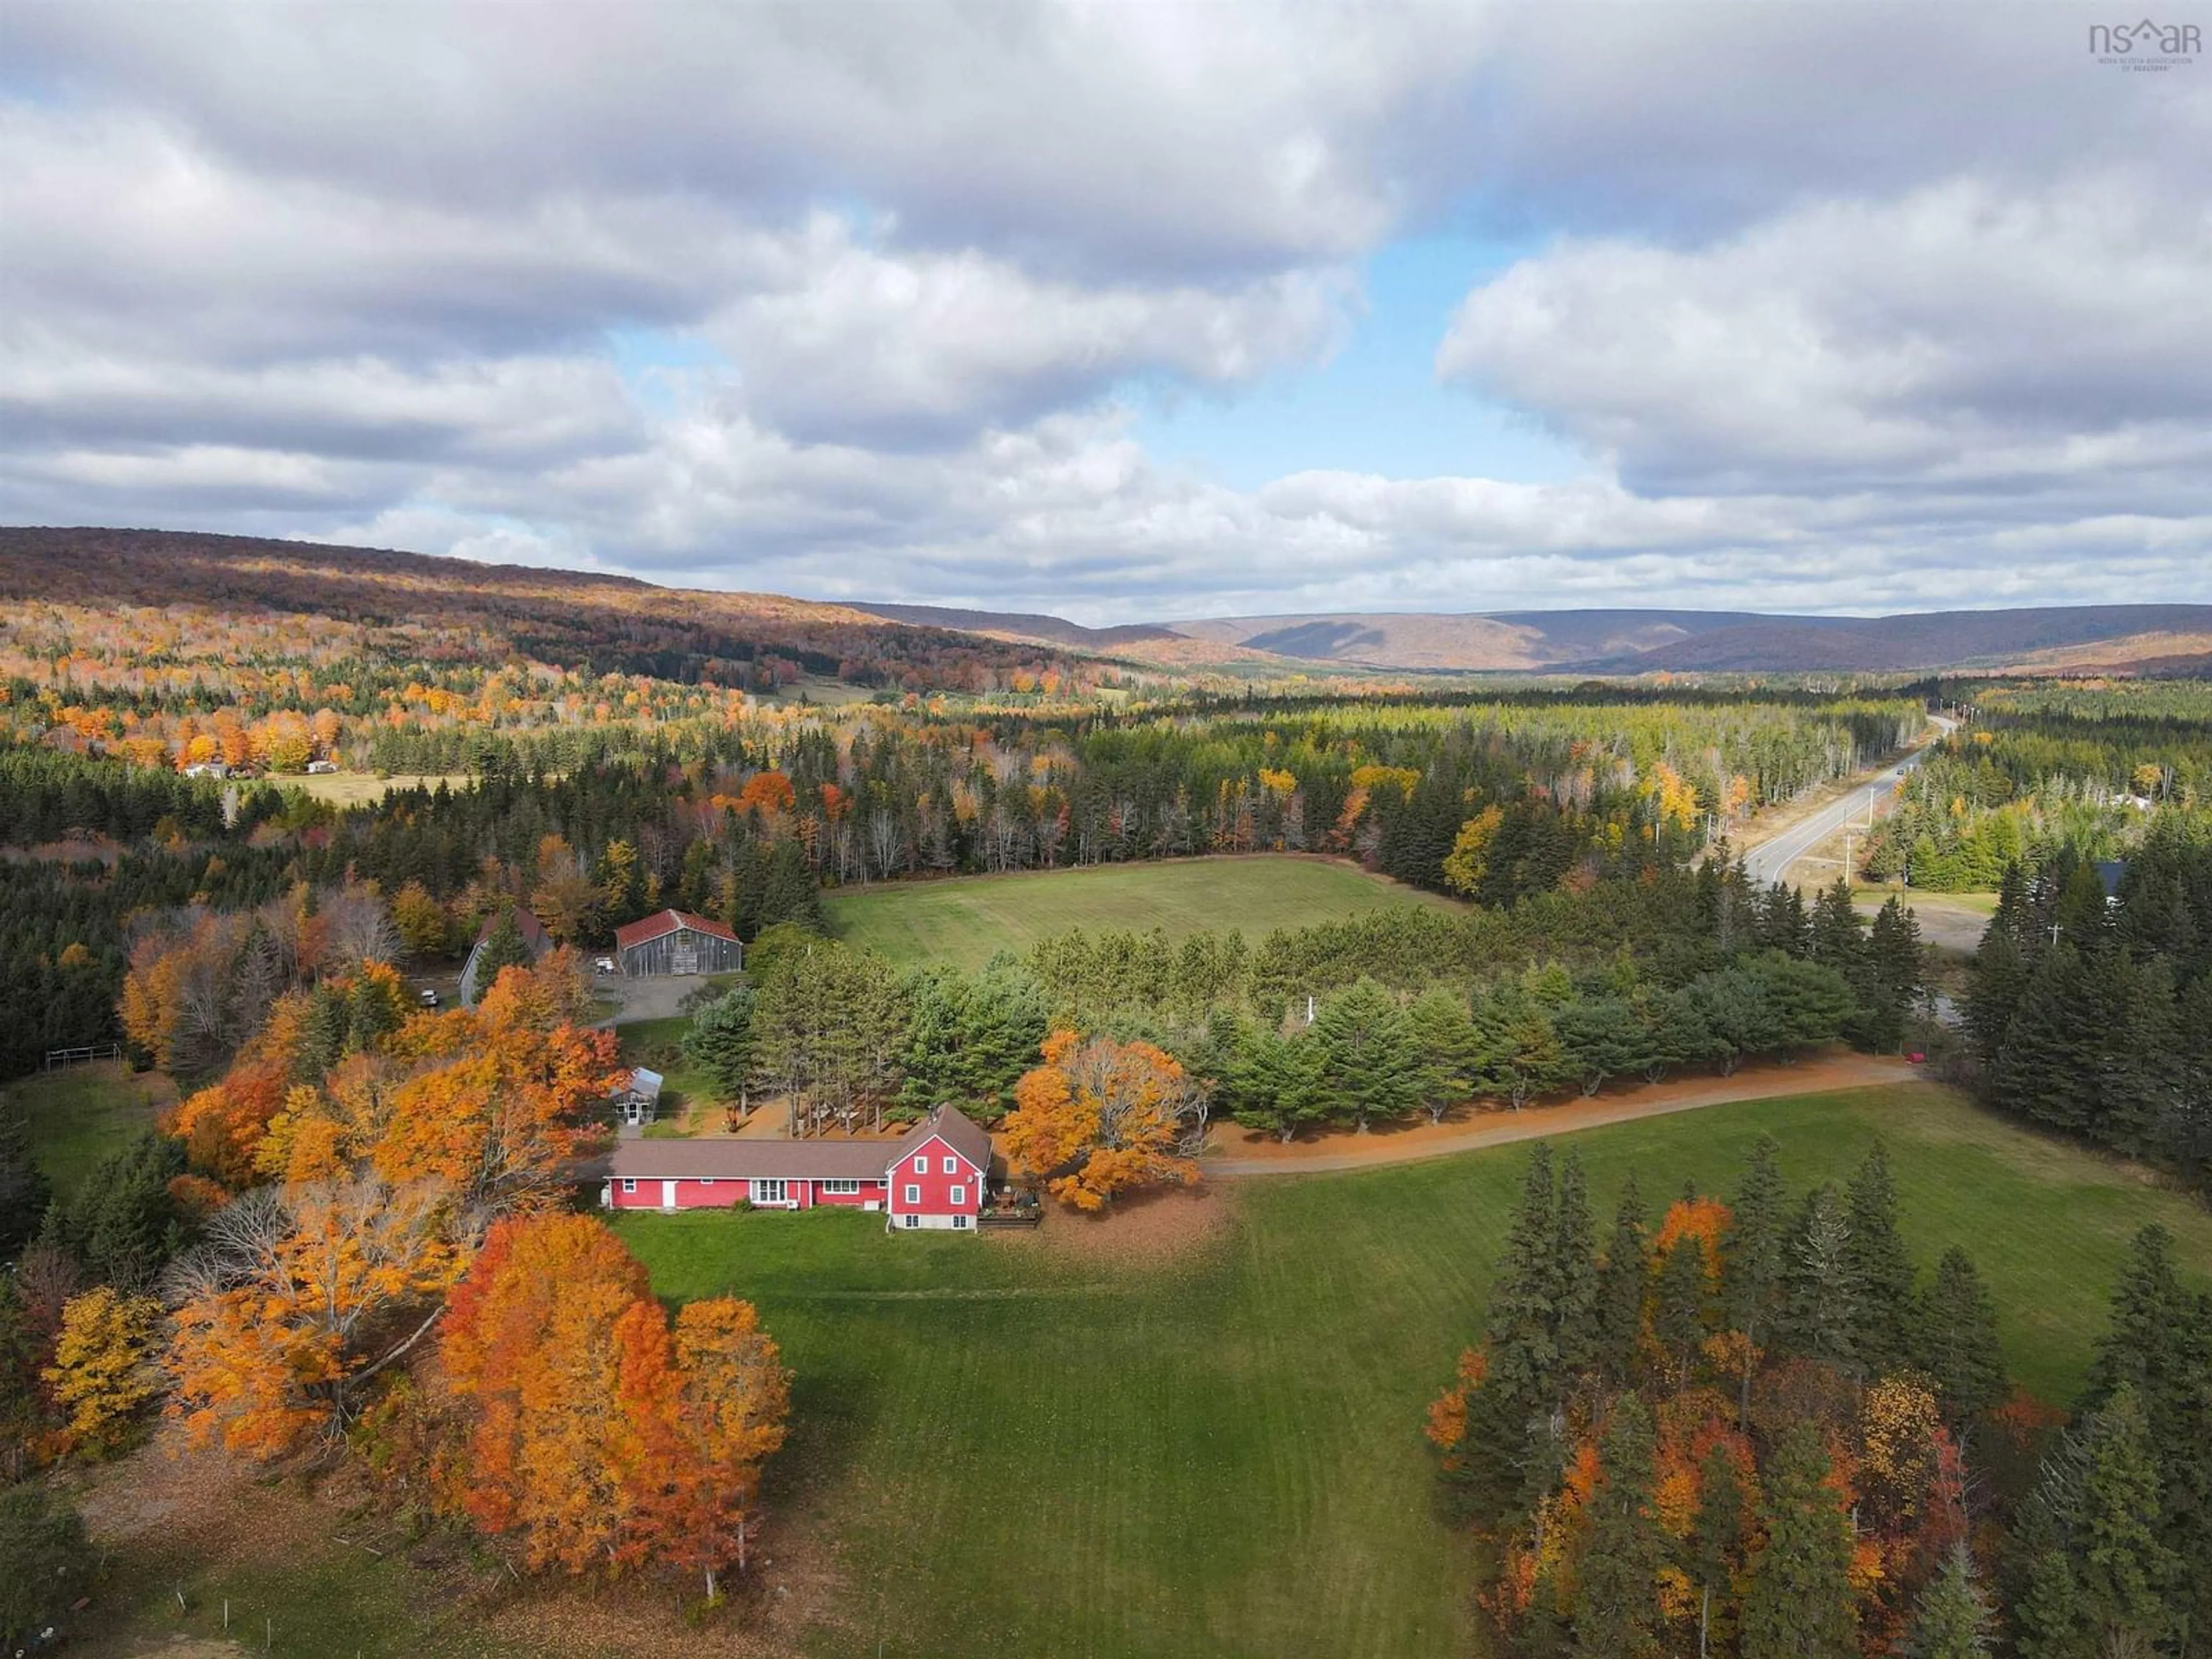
[613,908,741,952]
[915,1105,994,1173]
[609,1135,896,1181]
[475,906,551,956]
[626,1067,664,1100]
[606,1106,992,1183]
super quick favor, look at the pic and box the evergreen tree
[1902,1543,1991,1658]
[1569,1395,1667,1659]
[1918,1247,2007,1422]
[0,1103,50,1260]
[1312,977,1419,1130]
[1551,1151,1599,1384]
[1689,1441,1747,1659]
[682,981,759,1106]
[1463,1146,1563,1525]
[40,1131,187,1291]
[1405,986,1479,1124]
[1593,1174,1649,1388]
[472,910,534,991]
[1741,1423,1858,1659]
[1226,1024,1328,1143]
[1990,947,2106,1135]
[1843,1139,1919,1374]
[1722,1134,1789,1408]
[2071,1385,2175,1654]
[1781,1185,1859,1374]
[1861,897,1925,1052]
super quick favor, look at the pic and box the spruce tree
[1689,1440,1747,1659]
[2071,1385,2176,1653]
[41,1131,187,1291]
[0,1103,50,1261]
[1843,1139,1919,1374]
[1741,1423,1858,1659]
[1722,1134,1789,1410]
[1781,1185,1859,1374]
[1463,1145,1563,1525]
[1570,1396,1667,1659]
[1918,1247,2006,1421]
[1990,947,2107,1135]
[1902,1543,1991,1658]
[1593,1174,1649,1388]
[1551,1151,1599,1385]
[472,910,533,992]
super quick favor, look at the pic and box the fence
[43,1042,122,1070]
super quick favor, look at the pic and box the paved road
[1741,715,1956,888]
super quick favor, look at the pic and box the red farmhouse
[603,1106,994,1233]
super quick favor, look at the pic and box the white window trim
[913,1154,928,1173]
[943,1156,960,1174]
[949,1185,965,1207]
[822,1179,862,1195]
[621,1178,637,1194]
[904,1183,921,1205]
[752,1177,789,1205]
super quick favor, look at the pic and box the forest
[1425,1138,2208,1657]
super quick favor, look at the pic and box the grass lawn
[618,1082,2212,1659]
[3,1060,172,1201]
[284,771,475,806]
[823,855,1461,970]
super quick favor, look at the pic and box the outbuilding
[612,908,744,977]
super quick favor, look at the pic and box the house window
[903,1214,919,1229]
[822,1179,861,1195]
[913,1154,928,1173]
[949,1186,965,1207]
[621,1179,637,1194]
[700,1177,715,1186]
[904,1184,921,1205]
[953,1214,968,1230]
[943,1156,959,1174]
[752,1179,789,1204]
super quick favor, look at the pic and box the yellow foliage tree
[46,1286,162,1457]
[1442,805,1506,897]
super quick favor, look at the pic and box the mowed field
[620,1082,2212,1659]
[823,855,1461,969]
[3,1061,171,1201]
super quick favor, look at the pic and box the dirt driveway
[1201,1052,1919,1177]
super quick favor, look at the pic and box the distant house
[305,759,339,775]
[458,906,552,1006]
[613,908,743,977]
[183,761,229,779]
[616,1067,664,1127]
[604,1106,993,1233]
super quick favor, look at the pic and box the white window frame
[913,1154,928,1173]
[949,1185,966,1207]
[621,1178,637,1194]
[943,1156,960,1174]
[752,1178,789,1205]
[700,1177,715,1187]
[822,1179,861,1195]
[904,1214,919,1229]
[953,1214,968,1230]
[904,1183,921,1205]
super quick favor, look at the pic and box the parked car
[594,956,618,974]
[418,988,440,1007]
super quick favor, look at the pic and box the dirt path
[1202,1053,1918,1176]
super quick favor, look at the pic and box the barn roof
[613,908,741,951]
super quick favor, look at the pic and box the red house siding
[607,1175,892,1211]
[887,1134,985,1230]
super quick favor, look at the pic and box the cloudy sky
[2,3,2208,623]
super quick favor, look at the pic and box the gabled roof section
[475,906,551,956]
[613,908,741,951]
[916,1105,994,1173]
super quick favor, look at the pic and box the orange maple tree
[440,1214,789,1585]
[1003,1030,1202,1210]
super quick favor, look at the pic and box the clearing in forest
[821,854,1459,969]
